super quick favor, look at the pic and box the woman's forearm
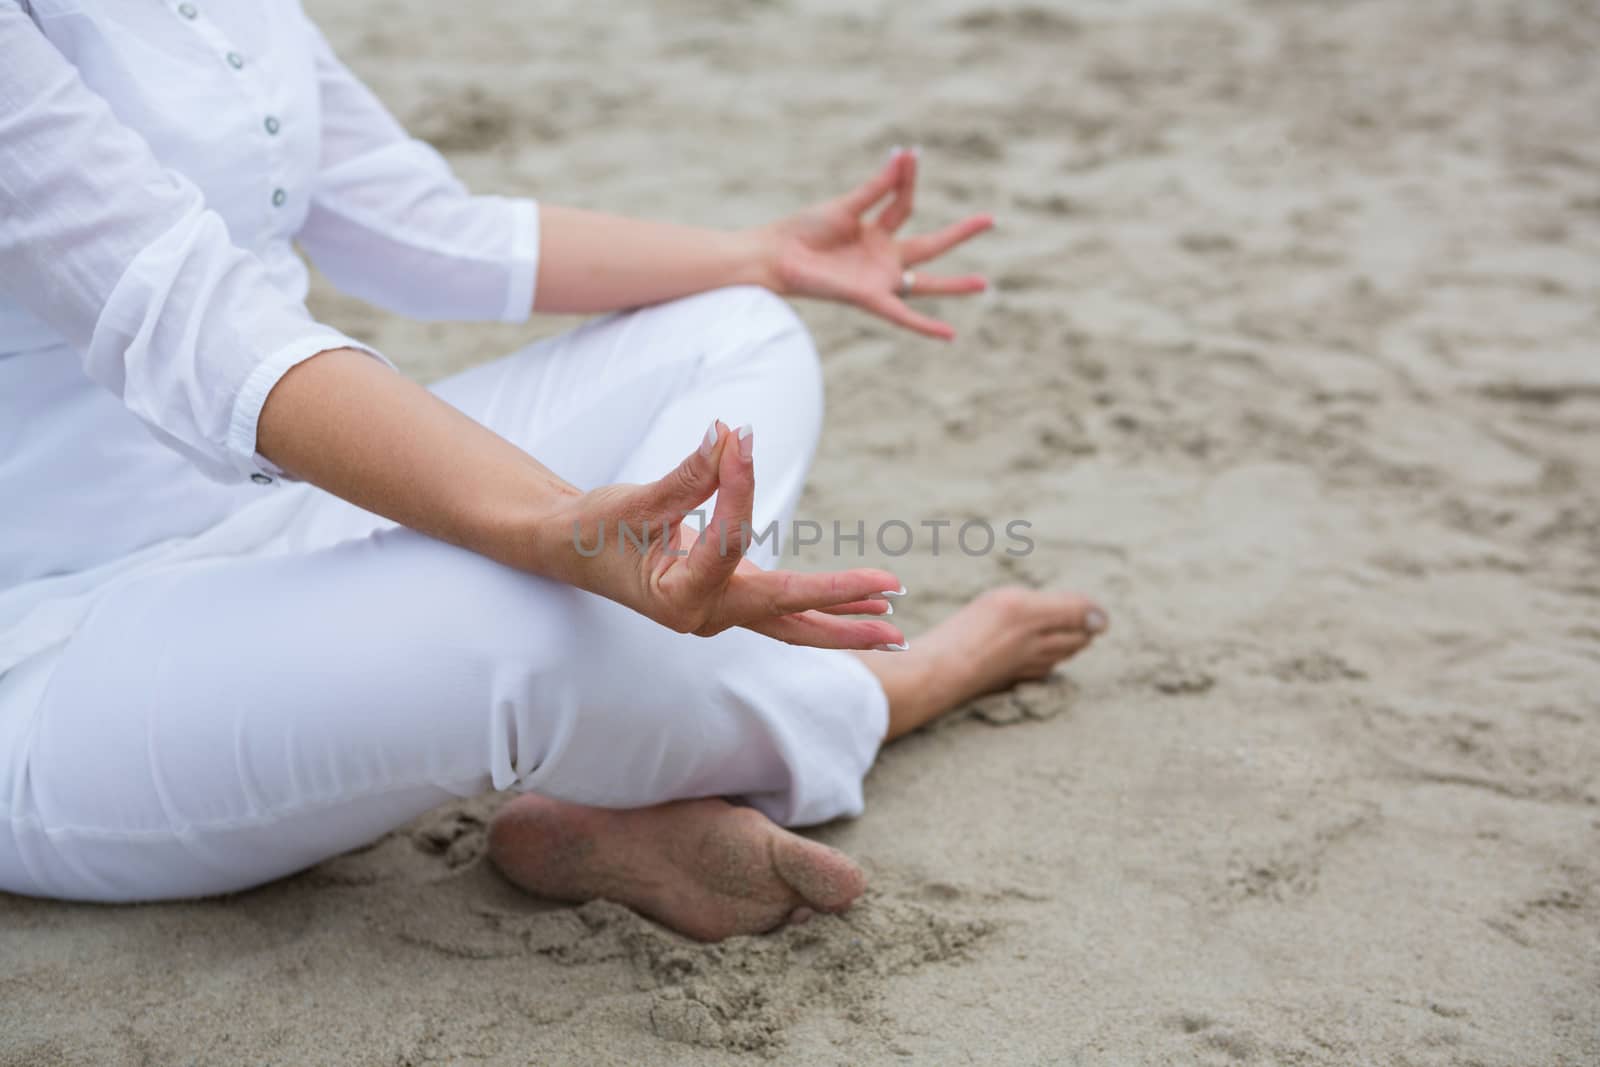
[533,205,776,314]
[256,348,580,576]
[254,346,906,650]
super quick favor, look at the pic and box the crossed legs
[0,287,1105,937]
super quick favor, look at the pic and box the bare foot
[858,586,1108,740]
[487,795,866,942]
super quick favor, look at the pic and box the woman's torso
[3,0,326,589]
[2,0,331,665]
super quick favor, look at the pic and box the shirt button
[271,188,287,207]
[226,52,244,69]
[177,2,198,18]
[250,473,274,486]
[264,116,281,136]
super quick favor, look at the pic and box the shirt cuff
[499,198,540,323]
[225,332,392,480]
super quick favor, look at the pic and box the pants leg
[0,288,888,902]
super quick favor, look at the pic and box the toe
[1046,593,1107,635]
[771,833,867,914]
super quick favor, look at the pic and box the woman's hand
[540,422,907,650]
[753,148,993,340]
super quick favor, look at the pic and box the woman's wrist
[495,480,587,581]
[734,224,786,293]
[514,484,651,616]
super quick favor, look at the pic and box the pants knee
[707,286,823,447]
[681,286,820,384]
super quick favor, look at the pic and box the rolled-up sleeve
[0,6,387,483]
[296,19,540,325]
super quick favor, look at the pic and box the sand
[4,0,1598,1063]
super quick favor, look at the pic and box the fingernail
[888,144,903,160]
[881,601,894,617]
[736,423,753,460]
[699,420,719,457]
[868,585,907,600]
[1085,609,1108,633]
[874,642,910,652]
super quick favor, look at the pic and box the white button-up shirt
[0,0,540,671]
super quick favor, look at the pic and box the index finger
[841,151,908,215]
[685,424,753,587]
[875,149,917,232]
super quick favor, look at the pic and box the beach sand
[5,1,1598,1063]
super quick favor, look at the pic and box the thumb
[644,419,727,515]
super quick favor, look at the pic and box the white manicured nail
[882,601,893,616]
[874,642,910,652]
[870,585,907,600]
[736,423,753,460]
[699,420,719,457]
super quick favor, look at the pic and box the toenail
[1085,609,1108,633]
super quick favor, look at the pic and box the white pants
[0,287,888,902]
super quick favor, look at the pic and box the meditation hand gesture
[757,147,993,340]
[547,422,907,650]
